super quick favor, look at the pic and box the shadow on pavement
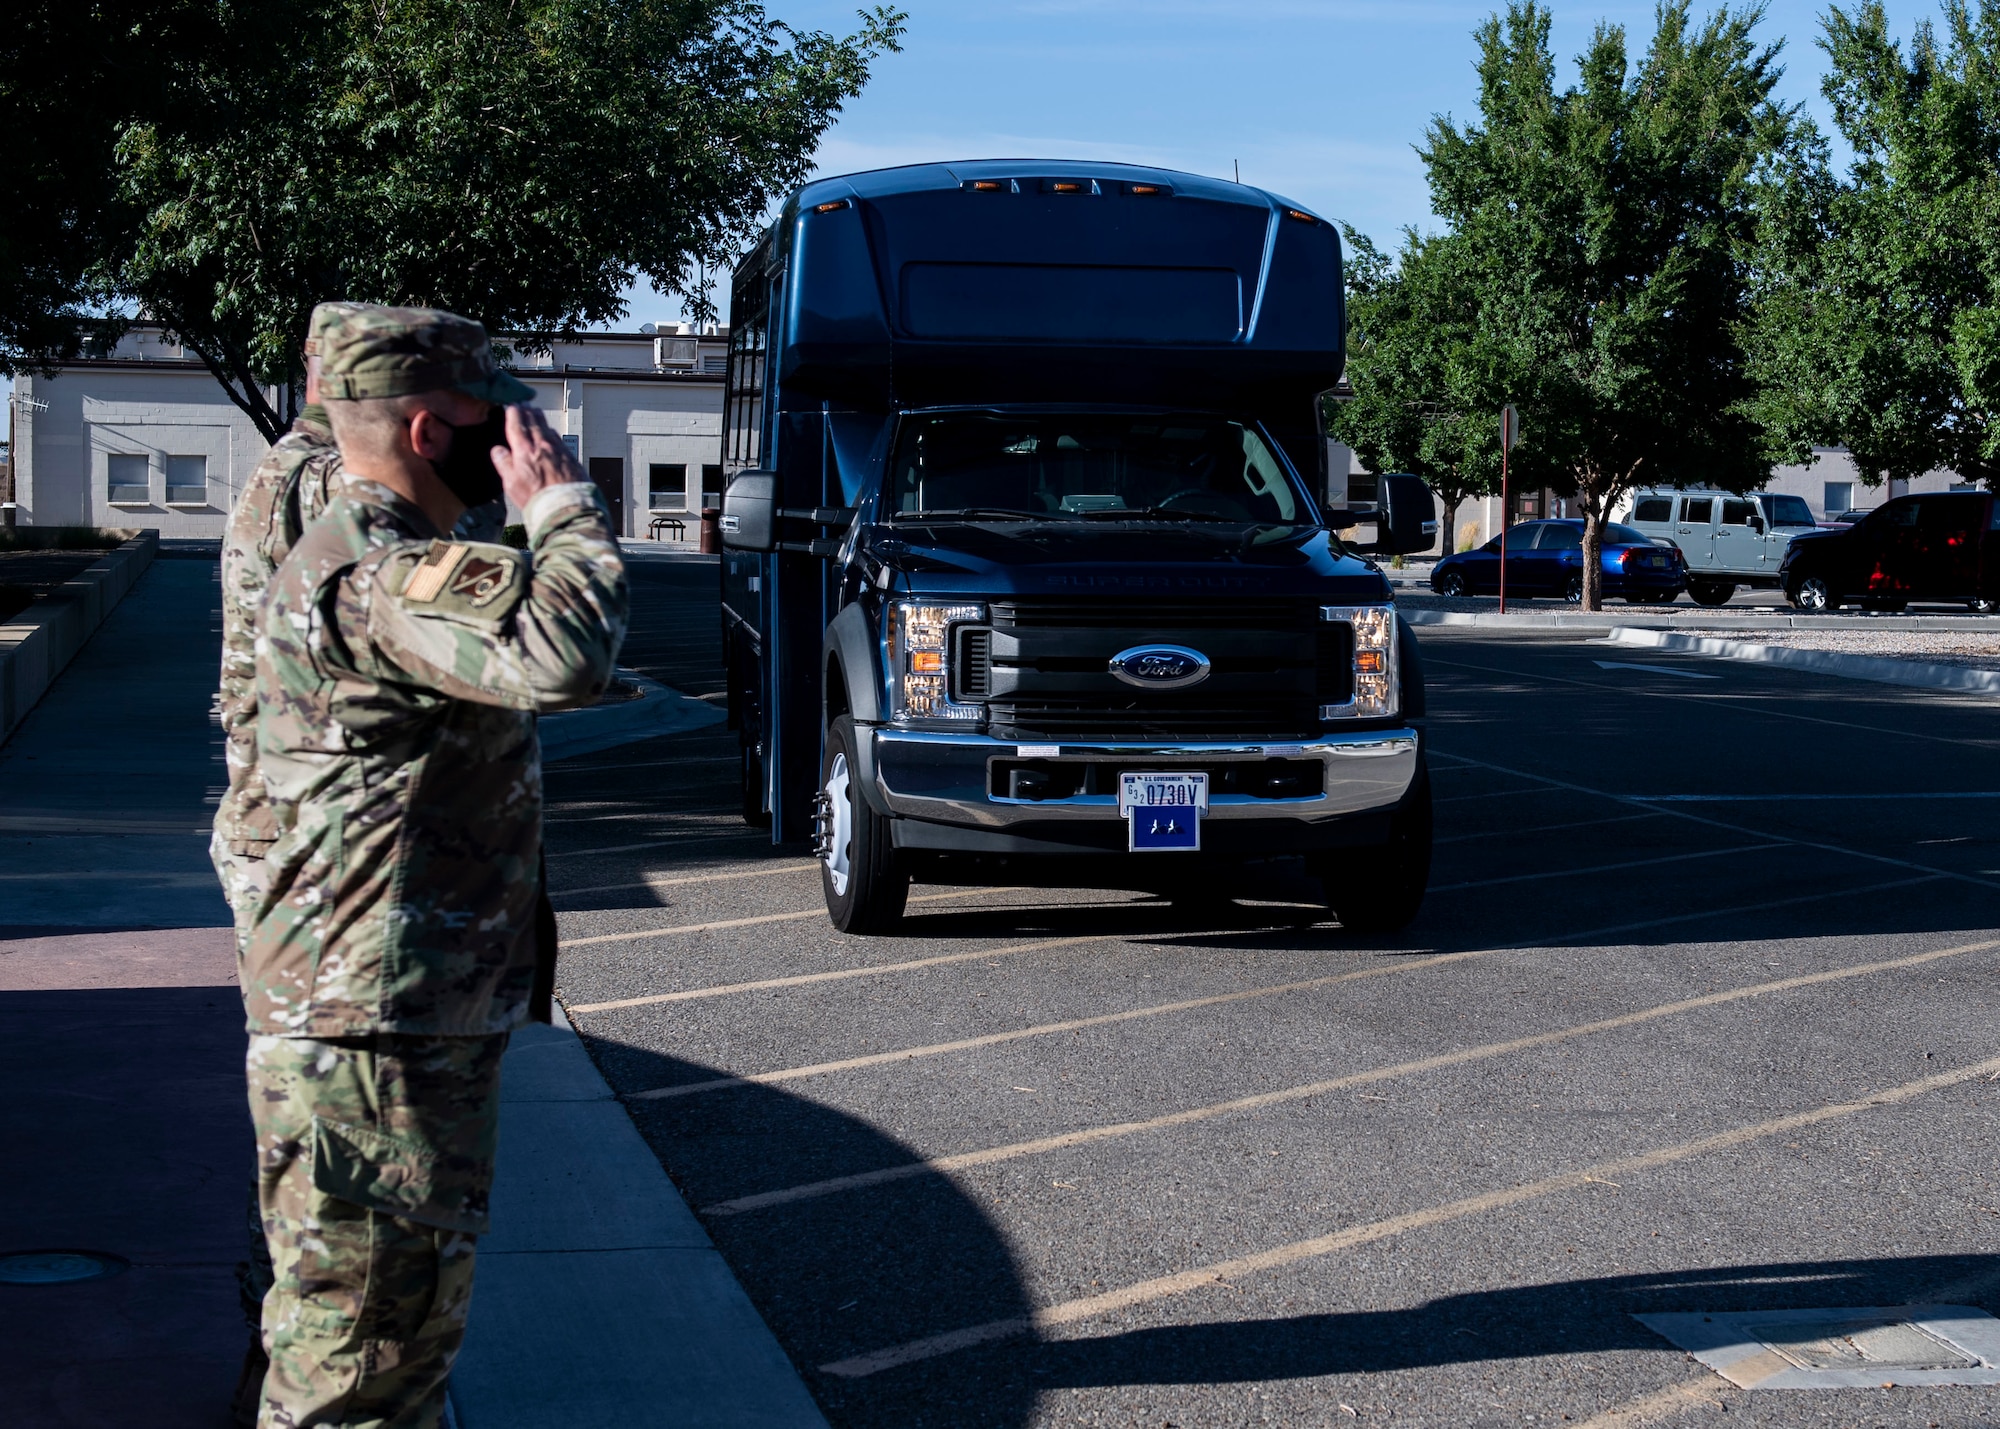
[580,1034,1041,1429]
[931,1254,2000,1396]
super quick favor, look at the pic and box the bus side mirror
[1372,473,1439,555]
[720,471,777,552]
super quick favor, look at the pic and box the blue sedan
[1429,519,1686,604]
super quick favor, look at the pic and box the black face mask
[430,408,508,509]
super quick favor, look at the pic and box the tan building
[10,322,731,540]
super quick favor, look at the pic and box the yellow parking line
[567,932,1128,1014]
[820,1052,2000,1378]
[551,861,820,899]
[557,885,1035,950]
[705,937,2000,1215]
[1571,1382,1719,1429]
[623,872,1942,1101]
[628,949,1500,1101]
[1430,843,1786,894]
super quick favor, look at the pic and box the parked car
[1429,519,1686,603]
[1620,488,1819,605]
[1780,491,2000,613]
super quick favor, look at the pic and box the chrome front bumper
[871,728,1420,829]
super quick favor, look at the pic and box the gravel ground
[1675,627,2000,670]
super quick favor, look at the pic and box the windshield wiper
[890,507,1048,522]
[1077,505,1240,522]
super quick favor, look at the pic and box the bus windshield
[889,412,1303,523]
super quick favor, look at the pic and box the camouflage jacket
[215,406,344,853]
[246,477,627,1036]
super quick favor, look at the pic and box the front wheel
[1564,574,1584,605]
[1688,581,1736,607]
[816,716,908,934]
[1317,757,1432,935]
[1435,570,1467,598]
[1791,574,1837,612]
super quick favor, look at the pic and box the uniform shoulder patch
[395,540,527,619]
[403,542,470,602]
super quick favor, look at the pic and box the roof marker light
[1285,207,1318,224]
[967,180,1006,193]
[1051,181,1086,194]
[813,199,851,214]
[1129,183,1168,196]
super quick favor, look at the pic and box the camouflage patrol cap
[312,303,535,404]
[303,301,367,358]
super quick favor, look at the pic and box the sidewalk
[1,553,816,1427]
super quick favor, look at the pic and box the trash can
[699,508,721,554]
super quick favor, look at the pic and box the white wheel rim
[823,752,854,897]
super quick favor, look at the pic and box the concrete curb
[1607,626,2000,697]
[452,1015,829,1428]
[1403,606,2000,633]
[0,531,158,744]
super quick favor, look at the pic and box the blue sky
[625,0,1945,328]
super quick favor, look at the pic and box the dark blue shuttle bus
[718,161,1438,932]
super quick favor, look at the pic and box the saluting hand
[493,403,588,513]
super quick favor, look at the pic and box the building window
[649,463,687,509]
[165,454,209,505]
[701,464,724,509]
[701,354,728,374]
[1824,481,1853,516]
[107,453,150,503]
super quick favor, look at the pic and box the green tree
[8,0,902,441]
[1747,2,2000,492]
[0,2,218,369]
[1423,2,1791,607]
[1330,227,1507,553]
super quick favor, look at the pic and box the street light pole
[1498,405,1517,614]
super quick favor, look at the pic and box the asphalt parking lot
[545,551,2000,1428]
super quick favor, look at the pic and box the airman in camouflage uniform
[245,304,627,1426]
[211,311,357,1427]
[212,312,353,941]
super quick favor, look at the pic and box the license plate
[1119,773,1207,852]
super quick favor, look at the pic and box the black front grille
[991,599,1317,631]
[987,696,1320,741]
[958,596,1362,740]
[953,627,992,700]
[1316,624,1353,706]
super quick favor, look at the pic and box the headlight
[1319,604,1399,719]
[887,600,985,723]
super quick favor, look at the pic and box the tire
[1435,570,1467,598]
[1318,756,1432,934]
[740,737,770,828]
[1564,574,1583,605]
[1972,598,1998,615]
[1791,573,1836,612]
[1688,581,1736,607]
[816,715,907,934]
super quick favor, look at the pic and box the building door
[588,457,625,535]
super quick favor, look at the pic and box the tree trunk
[1577,483,1606,612]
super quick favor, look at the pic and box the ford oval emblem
[1108,644,1212,690]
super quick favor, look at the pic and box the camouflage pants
[246,1032,508,1429]
[217,841,281,1332]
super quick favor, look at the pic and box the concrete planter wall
[0,531,158,744]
